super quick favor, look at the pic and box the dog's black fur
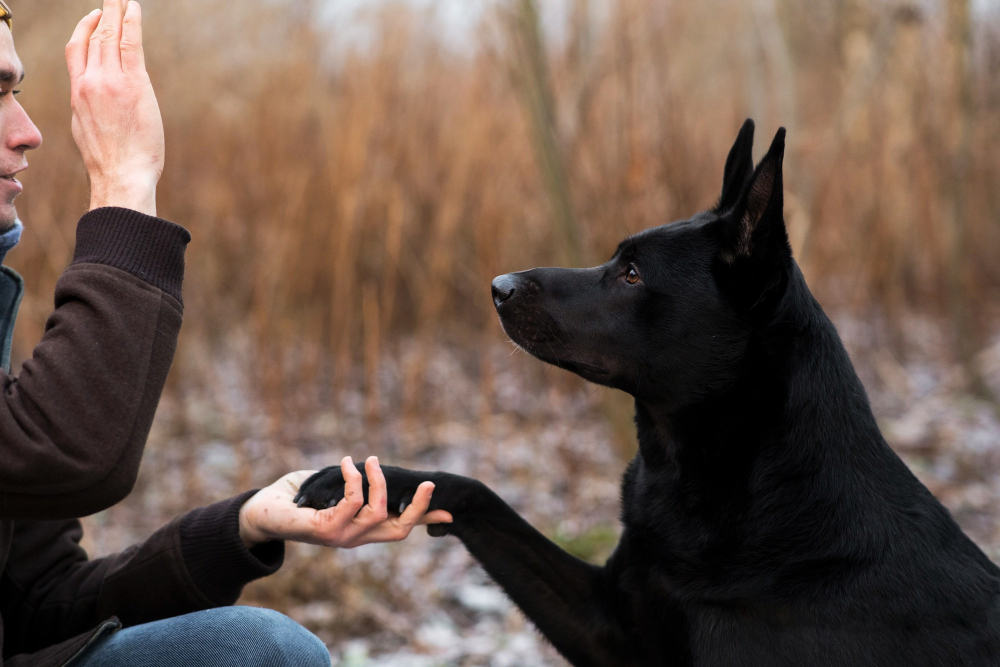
[296,120,1000,666]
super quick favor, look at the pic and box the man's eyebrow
[0,69,24,84]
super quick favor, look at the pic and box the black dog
[296,120,1000,666]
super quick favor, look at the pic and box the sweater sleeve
[0,207,190,520]
[177,491,286,606]
[0,494,283,656]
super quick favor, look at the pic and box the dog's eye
[626,266,641,285]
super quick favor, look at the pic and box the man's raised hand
[65,0,164,216]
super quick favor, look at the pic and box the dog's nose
[492,274,517,307]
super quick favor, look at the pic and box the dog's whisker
[544,323,565,347]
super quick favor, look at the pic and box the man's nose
[6,99,42,152]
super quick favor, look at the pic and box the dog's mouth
[510,336,610,378]
[497,308,611,379]
[556,358,610,377]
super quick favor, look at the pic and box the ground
[80,315,1000,666]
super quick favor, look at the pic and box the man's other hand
[65,0,164,216]
[238,457,454,549]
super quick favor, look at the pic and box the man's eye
[626,266,641,285]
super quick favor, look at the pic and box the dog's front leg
[441,495,634,667]
[296,464,634,666]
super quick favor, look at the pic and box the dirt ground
[80,315,1000,666]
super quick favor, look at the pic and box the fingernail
[91,8,102,14]
[374,457,381,469]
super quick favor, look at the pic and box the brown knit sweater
[0,208,284,667]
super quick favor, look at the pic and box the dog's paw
[427,523,451,538]
[294,463,484,530]
[293,463,434,514]
[294,466,351,510]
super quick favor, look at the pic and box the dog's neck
[632,266,889,506]
[626,268,902,560]
[634,311,797,475]
[636,271,902,544]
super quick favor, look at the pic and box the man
[0,2,450,666]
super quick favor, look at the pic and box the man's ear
[718,127,789,267]
[717,118,756,213]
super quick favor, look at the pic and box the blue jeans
[70,607,331,667]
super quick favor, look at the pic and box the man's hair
[0,1,11,32]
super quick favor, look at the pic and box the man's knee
[221,606,330,667]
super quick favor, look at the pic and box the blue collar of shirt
[0,220,21,265]
[0,220,22,371]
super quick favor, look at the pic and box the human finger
[87,9,104,69]
[65,9,103,82]
[332,456,364,522]
[360,457,388,522]
[341,482,437,545]
[300,460,365,545]
[120,1,145,73]
[392,481,438,538]
[97,0,126,70]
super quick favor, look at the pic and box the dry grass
[8,0,1000,370]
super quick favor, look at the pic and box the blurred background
[7,0,1000,663]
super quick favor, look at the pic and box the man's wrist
[180,490,286,606]
[89,174,158,217]
[238,495,266,549]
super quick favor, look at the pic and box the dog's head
[493,120,794,410]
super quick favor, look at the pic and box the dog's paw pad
[427,523,450,538]
[293,468,349,510]
[294,492,335,511]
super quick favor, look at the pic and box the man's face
[0,26,41,232]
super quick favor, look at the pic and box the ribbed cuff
[72,207,191,304]
[179,490,285,606]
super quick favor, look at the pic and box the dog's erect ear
[714,128,792,313]
[717,118,755,213]
[718,127,789,266]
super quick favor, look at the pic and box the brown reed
[6,0,999,403]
